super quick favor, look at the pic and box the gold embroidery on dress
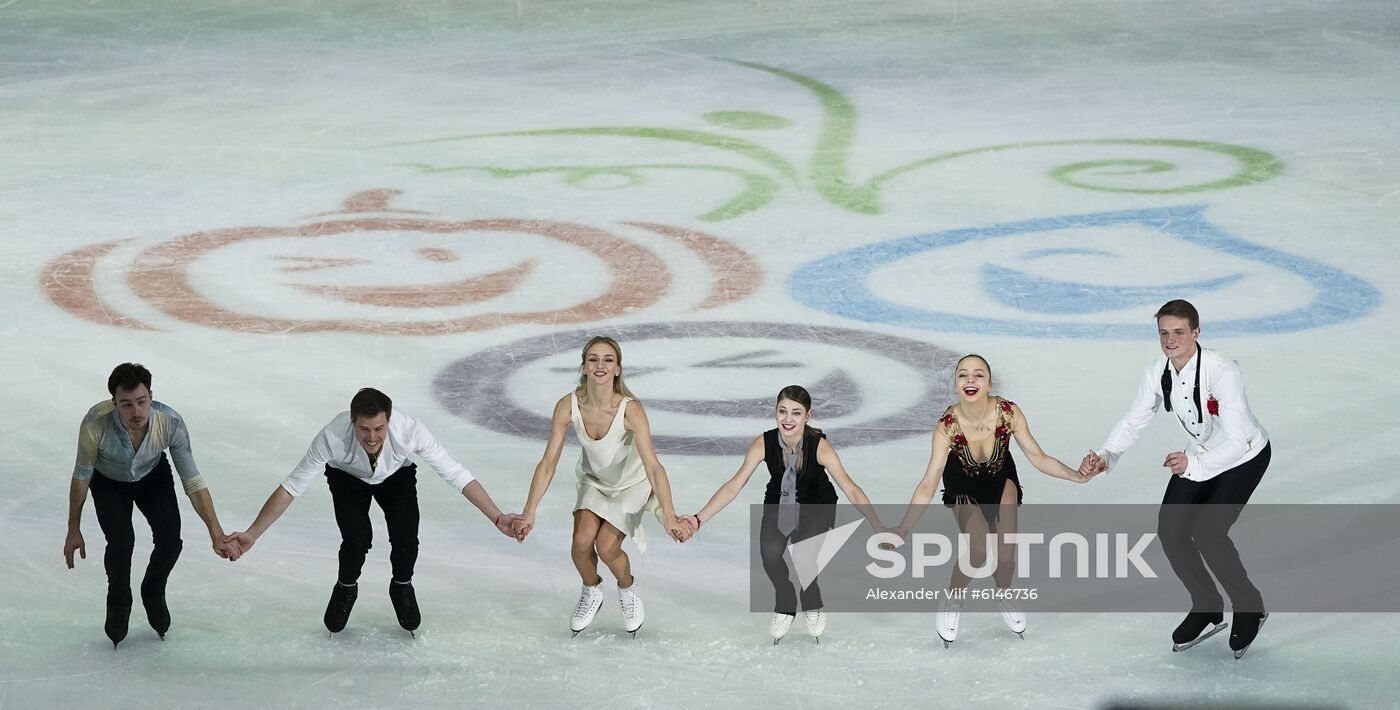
[942,398,1016,478]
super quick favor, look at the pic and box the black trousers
[90,455,183,608]
[1157,442,1271,614]
[326,464,420,585]
[759,504,836,614]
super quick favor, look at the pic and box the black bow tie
[1161,347,1203,425]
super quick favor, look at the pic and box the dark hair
[108,363,152,396]
[954,354,992,388]
[1154,299,1200,330]
[776,384,812,411]
[350,388,393,421]
[775,386,822,463]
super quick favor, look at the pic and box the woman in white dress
[514,336,686,636]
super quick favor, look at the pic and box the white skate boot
[803,609,827,642]
[770,613,795,644]
[619,582,645,637]
[997,597,1026,639]
[936,599,963,648]
[570,583,604,637]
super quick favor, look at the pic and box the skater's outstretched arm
[225,487,294,555]
[686,435,765,533]
[892,427,954,539]
[622,400,685,543]
[228,420,339,552]
[458,480,521,540]
[186,488,241,560]
[1007,403,1094,483]
[815,438,889,532]
[63,478,90,568]
[401,415,520,539]
[516,395,572,541]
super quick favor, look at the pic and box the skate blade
[1014,631,1025,640]
[570,629,583,638]
[1171,621,1228,652]
[1231,612,1269,660]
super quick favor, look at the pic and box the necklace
[956,403,996,432]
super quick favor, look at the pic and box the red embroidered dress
[939,398,1024,515]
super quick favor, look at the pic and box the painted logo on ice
[434,322,961,455]
[787,205,1378,338]
[40,190,759,334]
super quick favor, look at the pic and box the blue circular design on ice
[787,205,1378,338]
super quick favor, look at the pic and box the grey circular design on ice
[433,321,960,455]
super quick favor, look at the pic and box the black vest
[762,428,838,505]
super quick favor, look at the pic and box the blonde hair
[575,336,638,402]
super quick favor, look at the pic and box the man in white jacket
[1081,300,1271,658]
[229,388,519,635]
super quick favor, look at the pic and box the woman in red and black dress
[891,354,1091,646]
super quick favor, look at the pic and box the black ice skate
[105,604,131,649]
[1229,611,1269,659]
[1171,611,1227,652]
[389,579,421,636]
[141,581,171,641]
[323,581,358,635]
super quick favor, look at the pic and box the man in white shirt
[228,388,519,635]
[1081,300,1271,658]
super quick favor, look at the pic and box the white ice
[3,1,1399,708]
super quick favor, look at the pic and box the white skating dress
[571,393,662,551]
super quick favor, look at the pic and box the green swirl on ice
[390,61,1283,221]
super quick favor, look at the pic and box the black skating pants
[326,464,420,585]
[90,455,183,608]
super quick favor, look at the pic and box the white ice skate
[619,583,645,637]
[803,609,826,642]
[997,597,1026,639]
[570,583,604,637]
[769,613,795,644]
[936,599,963,648]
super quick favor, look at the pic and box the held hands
[664,514,690,544]
[64,530,86,569]
[510,513,534,543]
[877,525,907,551]
[222,531,256,560]
[672,514,700,543]
[1078,451,1106,479]
[1163,451,1189,476]
[213,533,244,561]
[494,512,523,541]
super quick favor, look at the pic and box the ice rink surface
[3,1,1398,708]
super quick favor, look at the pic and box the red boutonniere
[999,400,1013,413]
[1206,396,1219,416]
[994,425,1007,438]
[942,413,956,426]
[953,434,968,447]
